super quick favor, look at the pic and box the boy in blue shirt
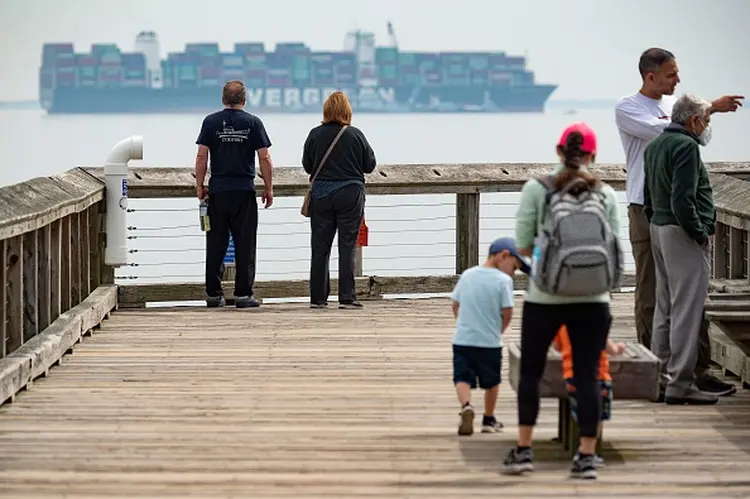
[450,237,530,435]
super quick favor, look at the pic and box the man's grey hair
[671,94,711,125]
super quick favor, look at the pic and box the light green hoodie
[514,164,621,304]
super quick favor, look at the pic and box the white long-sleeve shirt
[615,92,675,205]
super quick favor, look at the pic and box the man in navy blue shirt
[195,80,274,308]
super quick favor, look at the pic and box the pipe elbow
[104,135,143,172]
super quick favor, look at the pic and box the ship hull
[44,85,557,114]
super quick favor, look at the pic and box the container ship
[38,23,557,115]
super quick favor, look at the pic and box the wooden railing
[80,162,750,307]
[0,169,116,359]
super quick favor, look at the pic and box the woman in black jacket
[302,91,376,309]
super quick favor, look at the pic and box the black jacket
[302,123,376,182]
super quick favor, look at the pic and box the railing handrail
[79,162,750,199]
[0,169,103,240]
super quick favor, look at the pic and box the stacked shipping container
[40,40,532,93]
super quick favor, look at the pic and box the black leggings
[518,301,612,438]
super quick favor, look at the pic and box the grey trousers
[650,224,711,395]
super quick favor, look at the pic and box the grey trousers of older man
[650,223,711,397]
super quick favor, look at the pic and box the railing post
[98,201,115,285]
[80,209,91,299]
[70,213,81,307]
[455,192,480,274]
[6,235,23,353]
[61,216,72,312]
[22,231,38,342]
[712,223,727,279]
[37,225,52,332]
[50,219,62,322]
[1,239,6,358]
[728,226,744,279]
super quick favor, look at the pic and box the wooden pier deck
[1,293,749,498]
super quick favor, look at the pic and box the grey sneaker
[571,453,597,479]
[665,384,719,405]
[310,302,328,309]
[502,447,534,475]
[458,404,474,436]
[594,454,605,468]
[206,296,226,308]
[235,296,260,309]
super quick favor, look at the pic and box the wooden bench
[507,341,661,457]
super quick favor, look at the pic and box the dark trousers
[205,190,258,298]
[517,301,612,438]
[309,184,365,304]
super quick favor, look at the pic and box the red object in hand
[357,217,369,247]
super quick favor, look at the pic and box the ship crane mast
[386,21,398,49]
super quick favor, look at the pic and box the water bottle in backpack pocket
[532,175,623,296]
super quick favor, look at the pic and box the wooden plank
[88,204,101,289]
[0,168,104,241]
[117,272,638,308]
[50,219,62,322]
[0,293,748,496]
[455,192,479,273]
[37,225,52,332]
[97,199,115,286]
[79,208,91,299]
[5,235,22,354]
[0,239,5,358]
[713,223,728,279]
[21,231,38,342]
[507,341,661,401]
[80,162,750,198]
[729,226,744,278]
[60,216,71,313]
[70,213,81,307]
[0,285,117,405]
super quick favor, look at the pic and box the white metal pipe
[104,135,143,267]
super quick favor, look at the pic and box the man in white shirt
[615,47,743,398]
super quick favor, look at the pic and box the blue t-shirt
[450,266,514,348]
[196,108,272,193]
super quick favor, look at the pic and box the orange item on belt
[552,325,612,382]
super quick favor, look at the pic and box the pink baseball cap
[557,122,597,154]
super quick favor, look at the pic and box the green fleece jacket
[643,124,716,244]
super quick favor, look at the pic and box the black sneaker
[502,447,534,475]
[339,300,363,310]
[206,296,226,308]
[570,453,597,479]
[695,373,737,397]
[481,415,503,433]
[310,302,328,309]
[594,454,605,468]
[235,296,261,309]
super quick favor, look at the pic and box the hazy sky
[1,0,748,101]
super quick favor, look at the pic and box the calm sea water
[1,107,748,288]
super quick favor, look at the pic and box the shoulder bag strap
[309,125,348,183]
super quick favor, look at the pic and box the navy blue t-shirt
[196,108,272,193]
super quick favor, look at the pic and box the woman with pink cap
[502,122,622,480]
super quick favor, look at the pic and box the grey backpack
[531,175,623,296]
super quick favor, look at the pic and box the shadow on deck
[1,293,750,498]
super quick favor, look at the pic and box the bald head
[222,80,246,107]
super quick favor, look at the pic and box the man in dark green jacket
[644,93,719,405]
